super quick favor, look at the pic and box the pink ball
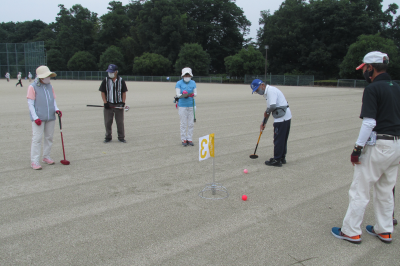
[243,169,248,174]
[242,195,247,201]
[182,90,188,94]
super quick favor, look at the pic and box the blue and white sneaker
[366,225,392,244]
[331,227,361,244]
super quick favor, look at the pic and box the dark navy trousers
[273,119,291,160]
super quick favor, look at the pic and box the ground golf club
[250,117,268,159]
[58,114,70,165]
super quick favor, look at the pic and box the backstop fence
[337,79,400,88]
[0,41,46,78]
[244,74,315,86]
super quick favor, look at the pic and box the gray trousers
[104,104,125,140]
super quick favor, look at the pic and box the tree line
[0,0,399,79]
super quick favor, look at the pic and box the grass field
[0,79,399,265]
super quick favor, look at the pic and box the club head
[249,154,258,159]
[124,105,130,112]
[60,160,70,165]
[194,119,196,122]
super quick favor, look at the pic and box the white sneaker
[31,162,42,170]
[42,158,55,165]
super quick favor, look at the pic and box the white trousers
[342,139,400,236]
[31,120,55,164]
[178,107,194,141]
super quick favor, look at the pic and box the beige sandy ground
[0,79,399,266]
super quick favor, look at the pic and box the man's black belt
[377,135,400,140]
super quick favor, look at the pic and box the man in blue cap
[251,79,292,167]
[99,64,128,143]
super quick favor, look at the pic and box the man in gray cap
[99,64,128,143]
[332,51,400,244]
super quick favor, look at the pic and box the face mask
[41,77,51,84]
[363,66,374,83]
[108,73,115,78]
[256,88,264,95]
[184,77,191,82]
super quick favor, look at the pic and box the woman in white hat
[26,66,62,170]
[175,67,197,146]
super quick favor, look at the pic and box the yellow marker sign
[199,134,215,161]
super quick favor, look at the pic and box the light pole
[264,45,269,81]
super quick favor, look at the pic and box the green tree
[257,0,398,77]
[47,49,67,71]
[98,45,125,73]
[67,51,97,71]
[118,37,138,73]
[340,34,400,79]
[54,4,98,64]
[132,53,172,75]
[98,1,131,45]
[224,46,264,76]
[132,0,193,64]
[178,0,251,73]
[174,43,211,76]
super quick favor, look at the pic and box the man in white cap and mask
[332,51,400,244]
[175,67,197,146]
[27,66,61,170]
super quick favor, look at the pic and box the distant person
[175,67,197,146]
[27,66,61,170]
[28,72,32,82]
[331,51,400,244]
[250,79,292,167]
[5,72,10,82]
[99,64,128,143]
[16,72,23,87]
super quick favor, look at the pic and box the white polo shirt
[263,85,292,122]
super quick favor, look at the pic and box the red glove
[56,110,62,117]
[35,119,42,126]
[189,93,194,97]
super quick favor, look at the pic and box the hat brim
[356,63,365,70]
[181,72,193,77]
[251,84,261,94]
[38,72,57,78]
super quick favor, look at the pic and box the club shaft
[87,105,124,109]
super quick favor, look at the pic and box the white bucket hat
[36,65,57,78]
[181,67,193,77]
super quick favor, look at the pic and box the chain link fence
[0,41,46,78]
[244,74,314,86]
[53,71,222,83]
[337,79,400,88]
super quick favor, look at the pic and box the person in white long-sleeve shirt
[175,67,197,146]
[332,51,400,244]
[27,66,61,170]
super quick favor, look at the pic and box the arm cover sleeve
[54,99,59,111]
[355,117,376,146]
[193,88,197,97]
[176,88,181,97]
[266,104,276,114]
[28,99,38,120]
